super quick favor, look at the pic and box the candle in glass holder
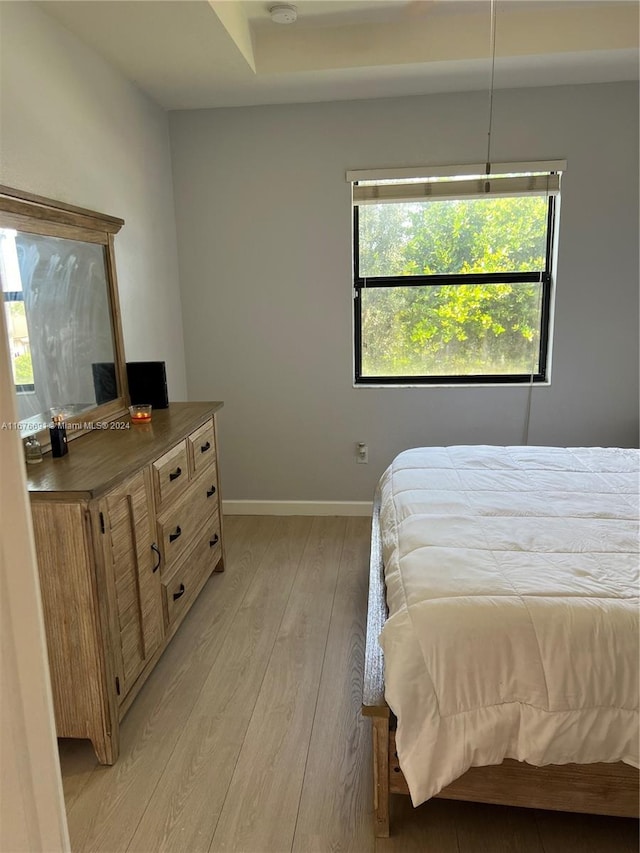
[129,404,152,424]
[50,414,69,457]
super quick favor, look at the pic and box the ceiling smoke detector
[269,4,297,25]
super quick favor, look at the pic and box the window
[0,229,35,393]
[350,162,562,385]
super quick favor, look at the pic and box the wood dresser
[26,402,225,764]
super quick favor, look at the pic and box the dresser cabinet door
[187,418,216,478]
[104,469,164,699]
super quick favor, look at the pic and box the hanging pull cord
[522,173,551,446]
[522,275,542,447]
[485,0,497,192]
[480,0,544,446]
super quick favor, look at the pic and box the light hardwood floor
[59,515,639,853]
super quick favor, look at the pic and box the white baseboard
[222,500,373,517]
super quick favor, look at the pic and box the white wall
[170,82,639,502]
[0,1,187,400]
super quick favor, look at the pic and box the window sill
[353,380,552,389]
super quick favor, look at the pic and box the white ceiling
[40,0,639,110]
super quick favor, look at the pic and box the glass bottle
[25,434,44,464]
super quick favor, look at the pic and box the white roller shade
[346,160,567,182]
[353,173,561,206]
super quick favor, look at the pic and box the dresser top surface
[27,402,223,499]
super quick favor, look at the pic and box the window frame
[353,189,557,386]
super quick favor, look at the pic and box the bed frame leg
[372,716,390,837]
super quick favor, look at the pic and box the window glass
[358,196,549,278]
[4,299,34,387]
[360,282,543,379]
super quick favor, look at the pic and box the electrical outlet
[356,442,368,464]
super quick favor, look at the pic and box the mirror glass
[1,228,118,430]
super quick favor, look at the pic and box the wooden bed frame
[363,495,639,838]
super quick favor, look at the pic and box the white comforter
[378,446,639,807]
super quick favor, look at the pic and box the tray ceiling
[39,0,639,110]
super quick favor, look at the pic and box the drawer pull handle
[173,583,186,601]
[209,533,219,548]
[151,543,161,573]
[169,526,182,543]
[201,441,211,453]
[207,485,216,498]
[169,467,182,482]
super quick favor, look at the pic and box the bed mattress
[378,446,639,807]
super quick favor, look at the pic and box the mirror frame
[0,185,130,446]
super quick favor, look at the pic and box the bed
[363,445,640,837]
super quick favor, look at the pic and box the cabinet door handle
[169,467,182,482]
[172,583,185,601]
[151,543,161,572]
[206,485,216,498]
[169,526,182,543]
[209,533,219,548]
[200,441,211,453]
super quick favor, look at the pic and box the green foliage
[358,196,548,377]
[13,352,34,385]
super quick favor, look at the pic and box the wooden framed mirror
[0,186,129,446]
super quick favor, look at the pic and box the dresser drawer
[157,469,220,573]
[152,440,189,509]
[162,512,222,626]
[187,419,216,478]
